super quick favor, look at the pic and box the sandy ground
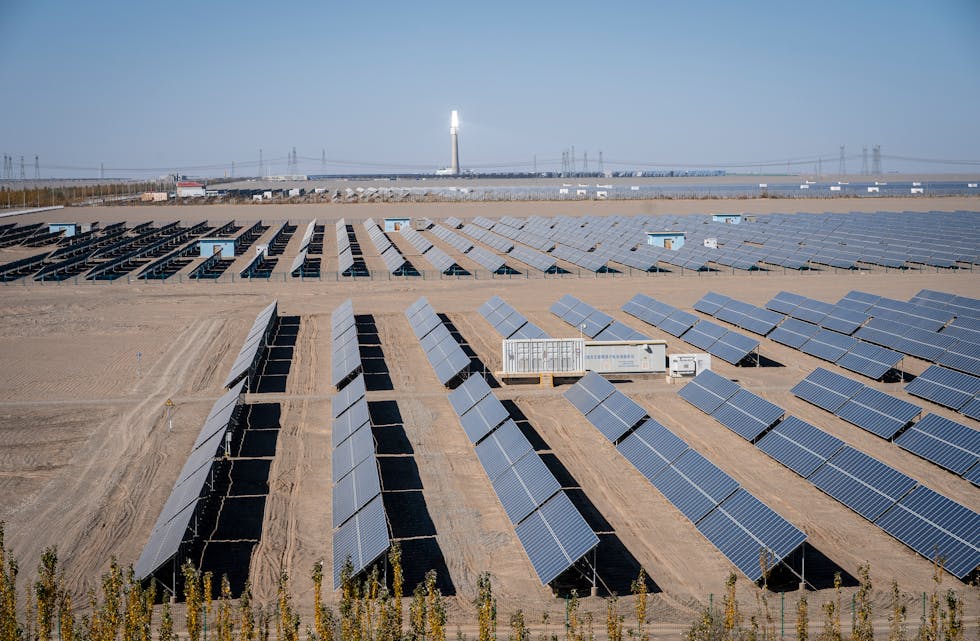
[1,198,978,636]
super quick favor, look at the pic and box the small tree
[509,611,530,641]
[425,571,446,641]
[817,573,842,641]
[216,576,234,641]
[59,586,77,641]
[605,597,623,641]
[410,582,427,641]
[851,564,873,641]
[631,570,649,641]
[240,584,256,641]
[722,572,743,640]
[796,594,808,641]
[277,571,299,641]
[0,523,19,641]
[159,601,174,641]
[475,573,496,641]
[184,562,204,641]
[887,581,906,641]
[390,544,404,641]
[35,548,58,641]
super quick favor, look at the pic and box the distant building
[141,191,169,202]
[199,238,236,258]
[712,213,742,224]
[646,231,686,250]
[384,217,411,232]
[49,223,84,237]
[176,181,206,198]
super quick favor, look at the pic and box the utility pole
[100,162,104,180]
[19,156,25,180]
[570,145,576,174]
[861,147,869,175]
[259,148,263,178]
[598,151,603,174]
[583,151,588,173]
[231,161,235,178]
[872,145,881,175]
[34,155,39,179]
[839,145,846,176]
[321,149,326,174]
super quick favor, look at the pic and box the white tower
[450,110,460,176]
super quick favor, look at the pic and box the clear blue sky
[1,0,978,177]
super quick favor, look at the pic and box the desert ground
[1,196,978,638]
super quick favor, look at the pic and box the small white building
[176,181,206,198]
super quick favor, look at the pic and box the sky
[1,0,979,177]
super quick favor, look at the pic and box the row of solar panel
[329,373,390,589]
[622,293,759,364]
[135,380,246,581]
[224,301,278,388]
[405,298,470,385]
[478,296,550,340]
[679,369,980,579]
[336,219,357,276]
[447,371,599,584]
[399,226,462,274]
[793,368,980,482]
[550,295,650,341]
[563,372,806,581]
[431,224,506,273]
[678,370,785,442]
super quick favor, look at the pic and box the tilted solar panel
[332,457,382,528]
[800,329,858,362]
[711,389,785,442]
[616,418,689,481]
[874,486,980,580]
[937,341,980,377]
[836,386,922,439]
[493,450,562,524]
[332,398,371,448]
[459,393,510,443]
[905,365,980,410]
[756,416,845,478]
[474,419,534,481]
[332,374,367,419]
[791,368,863,413]
[448,374,493,416]
[894,413,980,476]
[678,370,740,414]
[563,371,616,415]
[515,491,599,585]
[696,488,807,582]
[332,494,390,589]
[766,291,807,315]
[332,423,375,483]
[648,449,739,523]
[660,309,699,337]
[836,342,903,380]
[694,292,732,315]
[683,320,728,350]
[708,331,760,365]
[809,446,917,521]
[584,391,647,442]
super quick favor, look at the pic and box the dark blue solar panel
[474,419,534,481]
[678,370,740,414]
[683,320,728,350]
[800,329,858,362]
[768,318,820,349]
[836,387,922,439]
[333,424,375,483]
[711,389,785,441]
[894,413,980,475]
[836,342,903,380]
[756,416,845,478]
[809,446,917,521]
[820,306,870,335]
[459,394,510,443]
[660,309,700,337]
[694,292,732,315]
[585,391,647,442]
[448,374,493,416]
[648,449,739,523]
[905,365,980,411]
[493,451,562,524]
[564,371,616,415]
[332,494,389,589]
[616,418,688,481]
[332,457,382,528]
[964,463,980,486]
[791,368,864,413]
[333,397,371,448]
[514,491,599,585]
[697,488,807,581]
[874,485,980,580]
[766,291,807,315]
[708,331,761,365]
[961,397,980,422]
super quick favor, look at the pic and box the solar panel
[563,372,616,415]
[660,309,699,337]
[580,309,615,338]
[894,413,980,475]
[964,463,980,487]
[493,451,562,524]
[332,457,382,528]
[697,489,807,581]
[836,342,903,380]
[616,418,689,481]
[791,368,864,413]
[594,321,649,341]
[961,397,980,422]
[332,424,375,483]
[135,501,197,581]
[809,446,917,521]
[584,391,647,442]
[756,416,845,478]
[905,365,980,410]
[648,449,739,523]
[820,306,870,335]
[766,291,807,314]
[474,419,534,481]
[332,397,371,448]
[874,485,980,580]
[192,380,247,451]
[790,298,834,325]
[836,387,922,439]
[711,389,785,441]
[514,491,599,585]
[448,374,492,416]
[332,374,367,419]
[678,370,740,414]
[768,318,820,349]
[694,292,732,315]
[459,394,510,443]
[433,347,471,385]
[683,320,728,350]
[708,331,760,365]
[800,329,857,362]
[332,494,390,588]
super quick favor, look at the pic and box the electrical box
[669,353,711,377]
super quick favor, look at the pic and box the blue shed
[646,231,686,250]
[49,223,81,237]
[199,238,236,258]
[384,217,411,232]
[712,214,742,224]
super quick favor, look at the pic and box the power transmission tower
[861,147,869,175]
[871,145,881,175]
[839,145,846,175]
[291,147,298,175]
[34,156,39,179]
[570,146,576,174]
[583,151,589,172]
[817,157,822,177]
[231,161,235,178]
[321,149,326,174]
[598,151,604,174]
[100,162,105,180]
[20,156,25,179]
[259,148,263,177]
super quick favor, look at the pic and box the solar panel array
[330,372,388,587]
[331,300,363,389]
[678,370,785,442]
[905,365,980,412]
[894,413,980,478]
[400,226,465,274]
[405,298,470,385]
[565,372,806,581]
[336,219,357,276]
[674,371,980,578]
[448,374,598,583]
[622,293,759,364]
[792,368,921,439]
[135,380,246,580]
[478,296,550,340]
[551,295,649,341]
[363,218,414,275]
[224,301,278,388]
